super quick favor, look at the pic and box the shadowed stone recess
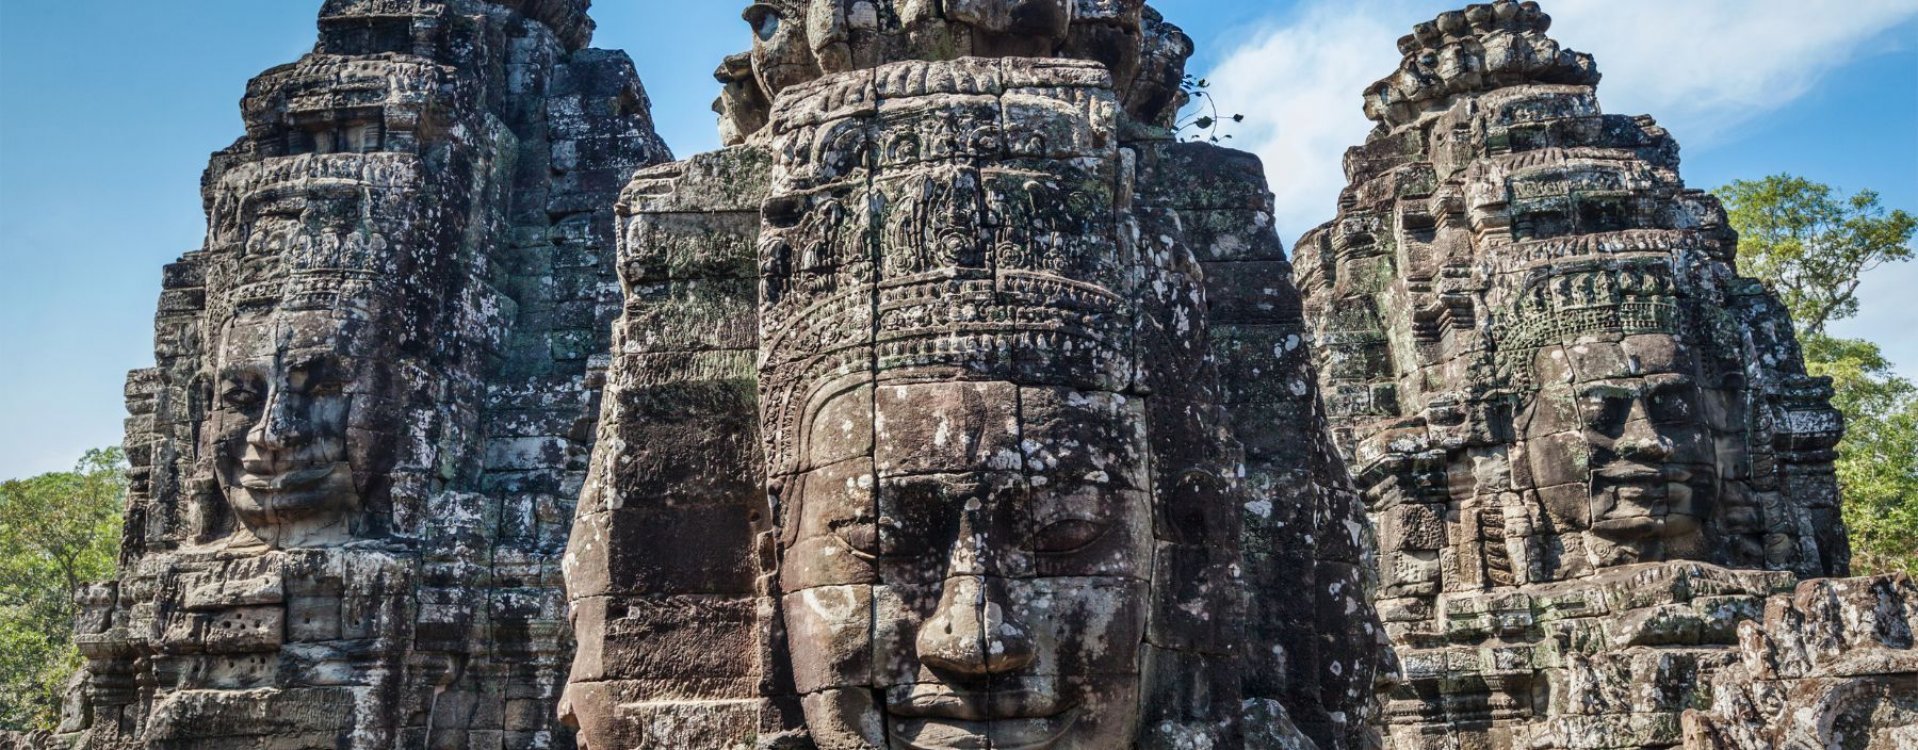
[1293,2,1917,749]
[561,2,1382,748]
[58,1,669,748]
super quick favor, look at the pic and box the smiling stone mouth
[1594,461,1697,486]
[240,465,337,491]
[888,706,1082,750]
[887,685,1071,722]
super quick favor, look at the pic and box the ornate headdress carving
[1492,259,1682,385]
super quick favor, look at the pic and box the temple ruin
[22,1,1915,749]
[560,2,1381,747]
[1294,2,1918,748]
[60,1,668,747]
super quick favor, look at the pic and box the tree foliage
[0,448,126,732]
[1803,337,1918,576]
[1721,174,1918,576]
[1719,174,1916,337]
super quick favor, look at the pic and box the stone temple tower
[562,2,1384,748]
[49,2,1914,750]
[61,1,668,748]
[1296,2,1916,749]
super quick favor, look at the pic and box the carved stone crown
[1365,0,1600,127]
[318,0,595,50]
[231,271,390,314]
[1396,0,1554,56]
[1492,260,1680,383]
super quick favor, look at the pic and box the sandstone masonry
[562,2,1382,748]
[1293,2,1918,749]
[59,1,667,747]
[26,2,1917,750]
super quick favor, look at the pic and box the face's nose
[915,514,1036,677]
[1613,400,1674,462]
[248,387,309,453]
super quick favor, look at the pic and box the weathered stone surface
[57,2,1911,749]
[1294,2,1912,749]
[0,732,56,750]
[62,2,668,748]
[714,0,1195,147]
[1684,574,1918,750]
[564,3,1381,748]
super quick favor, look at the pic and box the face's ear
[743,2,788,42]
[187,467,237,546]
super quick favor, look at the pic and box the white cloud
[1201,0,1425,239]
[1204,0,1918,243]
[1545,0,1918,139]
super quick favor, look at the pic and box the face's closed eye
[1033,518,1109,556]
[1577,385,1634,435]
[1641,377,1696,425]
[221,373,265,410]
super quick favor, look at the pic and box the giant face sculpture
[1488,257,1743,577]
[753,59,1160,749]
[720,0,1123,147]
[564,6,1385,748]
[207,303,390,549]
[73,1,675,747]
[199,181,412,551]
[1291,5,1853,746]
[942,0,1074,57]
[1515,334,1722,569]
[778,387,1150,748]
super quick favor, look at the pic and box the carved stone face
[744,0,1082,94]
[1517,335,1723,568]
[753,59,1156,746]
[208,306,388,548]
[779,385,1149,749]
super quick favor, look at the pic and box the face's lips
[1592,462,1696,497]
[1591,516,1666,537]
[888,706,1083,750]
[239,464,339,492]
[1591,466,1707,541]
[1608,483,1666,505]
[1589,463,1700,541]
[1594,462,1677,482]
[887,685,1069,722]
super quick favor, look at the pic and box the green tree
[1721,174,1918,576]
[0,448,126,732]
[1719,174,1916,336]
[1803,337,1918,576]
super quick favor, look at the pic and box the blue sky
[1,0,1914,480]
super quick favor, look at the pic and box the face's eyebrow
[1643,373,1694,389]
[281,344,349,372]
[1578,382,1636,398]
[218,363,262,382]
